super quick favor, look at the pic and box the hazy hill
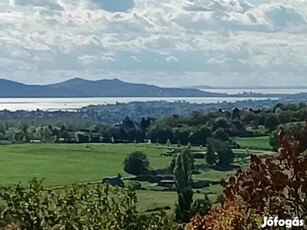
[0,78,225,98]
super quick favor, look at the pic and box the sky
[0,0,307,87]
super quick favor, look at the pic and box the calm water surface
[198,88,307,94]
[0,97,275,111]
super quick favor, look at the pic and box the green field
[0,140,270,211]
[0,143,172,186]
[235,136,272,150]
[0,143,222,211]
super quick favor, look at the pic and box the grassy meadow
[0,138,273,211]
[0,143,173,186]
[235,135,272,150]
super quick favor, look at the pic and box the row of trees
[1,103,307,146]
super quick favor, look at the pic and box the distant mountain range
[0,78,226,98]
[186,85,307,89]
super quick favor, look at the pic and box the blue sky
[0,0,306,87]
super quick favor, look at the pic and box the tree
[189,126,212,145]
[206,141,217,165]
[270,122,307,152]
[146,125,173,144]
[264,114,279,131]
[189,125,307,230]
[169,157,176,172]
[269,130,278,151]
[232,107,241,120]
[123,151,149,176]
[230,119,246,136]
[172,126,191,145]
[217,142,234,167]
[213,118,229,130]
[220,127,307,226]
[174,149,194,223]
[140,117,151,130]
[207,138,234,167]
[212,128,229,142]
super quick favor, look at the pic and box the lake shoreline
[0,97,279,112]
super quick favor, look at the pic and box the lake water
[0,97,275,111]
[198,88,307,95]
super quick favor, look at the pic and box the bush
[124,151,149,176]
[206,138,234,167]
[125,181,142,190]
[190,195,211,216]
[189,199,261,230]
[0,178,175,230]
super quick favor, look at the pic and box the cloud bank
[0,0,306,86]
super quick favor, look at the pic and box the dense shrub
[206,138,234,167]
[123,151,149,176]
[188,199,261,230]
[0,179,174,230]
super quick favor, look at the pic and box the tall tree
[206,141,217,165]
[174,149,194,223]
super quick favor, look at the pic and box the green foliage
[207,138,234,167]
[212,128,229,142]
[124,151,149,176]
[213,118,229,130]
[174,149,194,223]
[189,126,212,146]
[166,138,171,146]
[191,195,212,216]
[206,141,217,165]
[0,178,174,230]
[147,125,173,144]
[264,114,280,131]
[270,122,307,153]
[169,157,176,172]
[2,102,307,147]
[269,130,278,151]
[217,144,234,167]
[232,108,241,120]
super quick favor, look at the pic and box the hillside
[0,79,76,97]
[0,78,225,98]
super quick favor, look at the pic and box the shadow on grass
[210,164,241,171]
[195,162,241,172]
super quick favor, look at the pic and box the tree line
[1,103,307,148]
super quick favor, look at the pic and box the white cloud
[183,0,253,13]
[10,0,64,10]
[0,0,307,86]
